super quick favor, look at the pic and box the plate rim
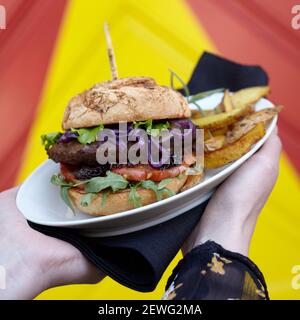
[16,96,277,227]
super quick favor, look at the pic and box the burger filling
[42,119,200,210]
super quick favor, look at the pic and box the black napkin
[185,52,268,94]
[28,52,268,292]
[28,200,208,292]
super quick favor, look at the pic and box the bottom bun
[68,174,188,216]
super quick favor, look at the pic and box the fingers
[251,127,282,176]
[258,126,282,160]
[184,126,283,256]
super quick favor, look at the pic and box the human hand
[183,128,282,256]
[0,188,105,300]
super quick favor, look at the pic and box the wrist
[39,241,104,289]
[0,255,48,300]
[193,229,250,256]
[184,209,253,256]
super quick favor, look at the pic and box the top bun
[62,77,191,129]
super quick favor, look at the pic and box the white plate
[16,94,277,237]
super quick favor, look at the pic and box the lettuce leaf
[133,119,170,136]
[71,124,104,144]
[41,132,62,150]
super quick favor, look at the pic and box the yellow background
[17,0,300,299]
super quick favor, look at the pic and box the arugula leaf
[101,191,109,208]
[50,174,75,212]
[41,132,61,150]
[80,193,95,207]
[71,124,104,144]
[51,174,74,187]
[140,180,160,198]
[129,184,142,208]
[140,178,175,201]
[160,188,175,197]
[51,170,175,211]
[157,178,173,190]
[84,171,129,193]
[60,186,75,213]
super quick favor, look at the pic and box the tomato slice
[60,163,86,190]
[61,162,188,184]
[60,163,77,183]
[111,164,186,182]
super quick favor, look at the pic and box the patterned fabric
[163,241,268,300]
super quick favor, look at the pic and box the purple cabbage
[58,120,197,169]
[58,131,78,143]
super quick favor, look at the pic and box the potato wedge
[211,127,229,136]
[204,122,265,169]
[205,135,226,152]
[204,127,228,140]
[246,105,282,122]
[227,105,282,143]
[221,89,234,112]
[193,105,253,130]
[191,109,202,119]
[203,109,217,116]
[231,86,270,109]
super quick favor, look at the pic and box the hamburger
[42,76,203,216]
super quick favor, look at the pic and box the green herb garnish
[80,193,95,207]
[101,191,109,208]
[51,172,175,210]
[60,186,75,213]
[129,184,142,208]
[157,178,173,189]
[50,174,75,212]
[84,171,129,193]
[140,178,174,201]
[189,88,224,102]
[169,69,190,98]
[41,132,62,150]
[169,69,224,116]
[51,174,73,187]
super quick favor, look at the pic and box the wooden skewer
[104,22,118,80]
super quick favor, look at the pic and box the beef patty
[48,140,183,180]
[47,141,101,166]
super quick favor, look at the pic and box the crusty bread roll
[62,77,191,129]
[68,174,188,216]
